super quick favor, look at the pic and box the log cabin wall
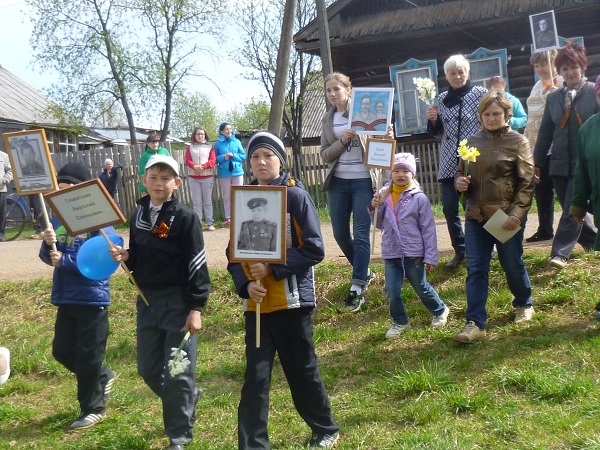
[296,0,600,143]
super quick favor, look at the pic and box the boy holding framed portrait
[226,131,340,449]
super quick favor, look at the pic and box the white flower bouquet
[413,77,437,105]
[168,331,191,377]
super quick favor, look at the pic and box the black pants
[137,286,198,445]
[238,308,339,450]
[52,304,112,415]
[534,154,555,236]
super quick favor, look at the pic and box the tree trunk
[268,0,298,135]
[316,0,332,108]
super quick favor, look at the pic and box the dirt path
[0,212,557,282]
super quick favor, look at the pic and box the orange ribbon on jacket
[152,222,170,238]
[560,107,583,129]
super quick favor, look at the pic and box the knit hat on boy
[145,154,180,176]
[247,131,286,166]
[56,162,92,185]
[393,153,417,175]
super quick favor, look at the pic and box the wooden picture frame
[364,138,397,169]
[530,10,559,53]
[229,185,287,264]
[348,87,394,136]
[2,129,57,194]
[44,178,126,236]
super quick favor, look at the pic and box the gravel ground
[0,212,558,282]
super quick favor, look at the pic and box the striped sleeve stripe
[188,248,207,280]
[134,210,152,231]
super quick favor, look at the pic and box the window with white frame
[58,132,77,153]
[389,58,438,136]
[45,131,55,154]
[465,47,508,90]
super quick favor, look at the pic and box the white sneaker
[515,306,535,323]
[385,323,411,339]
[0,347,10,384]
[549,256,567,269]
[431,306,450,327]
[207,225,216,231]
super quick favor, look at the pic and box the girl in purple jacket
[370,153,449,339]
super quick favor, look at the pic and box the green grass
[2,252,600,449]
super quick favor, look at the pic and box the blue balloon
[77,234,124,280]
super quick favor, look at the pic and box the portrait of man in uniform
[20,142,45,177]
[530,11,558,52]
[237,197,277,252]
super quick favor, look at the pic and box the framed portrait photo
[364,138,397,169]
[530,10,559,53]
[44,178,127,236]
[229,185,287,264]
[2,129,57,194]
[348,87,394,136]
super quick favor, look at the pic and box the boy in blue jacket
[40,162,116,430]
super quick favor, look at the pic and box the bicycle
[5,191,50,241]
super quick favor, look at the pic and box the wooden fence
[49,142,443,220]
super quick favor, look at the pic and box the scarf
[443,80,473,108]
[563,76,587,109]
[560,76,587,128]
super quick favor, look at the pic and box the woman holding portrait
[427,55,487,268]
[524,50,563,243]
[320,72,393,312]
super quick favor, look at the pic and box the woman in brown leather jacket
[453,92,536,343]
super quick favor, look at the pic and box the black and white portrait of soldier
[237,197,278,252]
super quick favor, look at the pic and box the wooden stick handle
[371,205,379,253]
[39,193,56,252]
[99,229,149,306]
[255,279,261,348]
[371,170,383,254]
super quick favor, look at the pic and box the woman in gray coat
[532,40,597,269]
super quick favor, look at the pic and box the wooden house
[294,0,600,142]
[0,65,90,152]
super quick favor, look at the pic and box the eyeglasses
[149,140,160,143]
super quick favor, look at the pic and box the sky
[0,0,266,128]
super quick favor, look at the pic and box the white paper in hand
[483,209,521,244]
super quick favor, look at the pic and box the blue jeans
[465,218,532,329]
[384,257,447,325]
[441,178,465,256]
[328,176,373,286]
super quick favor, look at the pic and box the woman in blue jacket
[214,122,246,226]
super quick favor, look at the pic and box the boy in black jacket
[110,155,210,450]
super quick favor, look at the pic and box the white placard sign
[365,138,396,169]
[44,178,126,236]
